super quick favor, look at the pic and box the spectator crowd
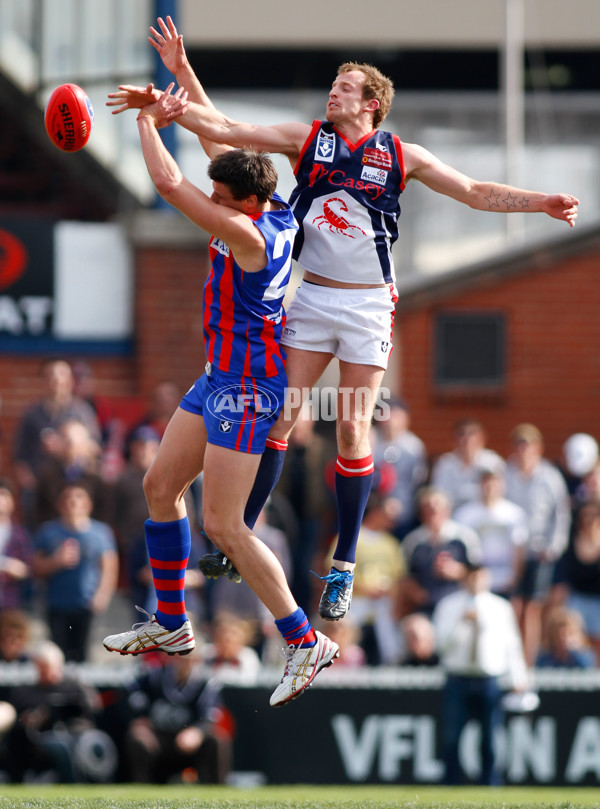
[0,357,599,784]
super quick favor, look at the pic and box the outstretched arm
[136,86,267,268]
[107,15,310,169]
[109,83,310,169]
[148,15,231,160]
[403,142,579,227]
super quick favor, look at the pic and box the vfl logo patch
[219,420,233,433]
[381,341,389,353]
[315,130,335,163]
[210,236,230,257]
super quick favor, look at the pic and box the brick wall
[398,249,600,464]
[0,212,210,479]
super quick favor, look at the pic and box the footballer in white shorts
[281,280,397,369]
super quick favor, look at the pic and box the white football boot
[103,607,195,656]
[270,631,339,707]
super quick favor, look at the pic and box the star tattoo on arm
[519,196,530,209]
[503,191,518,210]
[484,188,501,209]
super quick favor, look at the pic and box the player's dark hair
[337,62,395,128]
[208,149,278,203]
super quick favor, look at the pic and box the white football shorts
[281,280,397,369]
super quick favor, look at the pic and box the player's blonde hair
[337,62,395,128]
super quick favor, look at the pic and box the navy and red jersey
[289,120,405,285]
[203,192,298,379]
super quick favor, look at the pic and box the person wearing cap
[433,561,529,785]
[431,418,505,514]
[504,423,571,665]
[560,432,599,510]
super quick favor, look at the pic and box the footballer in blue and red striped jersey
[181,190,298,454]
[203,190,296,379]
[289,120,405,287]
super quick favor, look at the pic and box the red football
[44,83,94,152]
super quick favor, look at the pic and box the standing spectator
[125,651,230,784]
[505,423,571,665]
[371,397,428,539]
[71,360,113,442]
[560,432,599,510]
[32,482,118,662]
[575,461,600,512]
[453,468,529,599]
[12,358,101,528]
[401,487,481,617]
[536,606,597,669]
[431,418,505,513]
[550,500,600,662]
[0,477,33,611]
[33,419,107,528]
[400,612,439,667]
[433,562,529,786]
[110,426,161,567]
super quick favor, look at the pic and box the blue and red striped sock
[275,606,316,648]
[333,454,374,564]
[145,517,191,630]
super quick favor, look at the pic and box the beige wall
[181,0,600,48]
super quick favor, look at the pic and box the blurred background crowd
[0,356,598,784]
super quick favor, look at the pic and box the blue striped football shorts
[180,365,286,454]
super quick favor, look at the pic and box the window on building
[433,311,506,389]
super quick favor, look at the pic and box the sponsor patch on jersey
[362,147,393,171]
[361,165,388,186]
[315,130,335,163]
[219,420,233,433]
[210,236,230,257]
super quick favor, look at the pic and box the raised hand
[106,83,160,115]
[149,15,187,75]
[136,83,189,128]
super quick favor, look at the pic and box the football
[44,83,94,152]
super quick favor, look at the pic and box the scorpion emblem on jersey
[312,198,366,237]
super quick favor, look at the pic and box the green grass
[0,785,599,809]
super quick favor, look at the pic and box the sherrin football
[44,83,94,152]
